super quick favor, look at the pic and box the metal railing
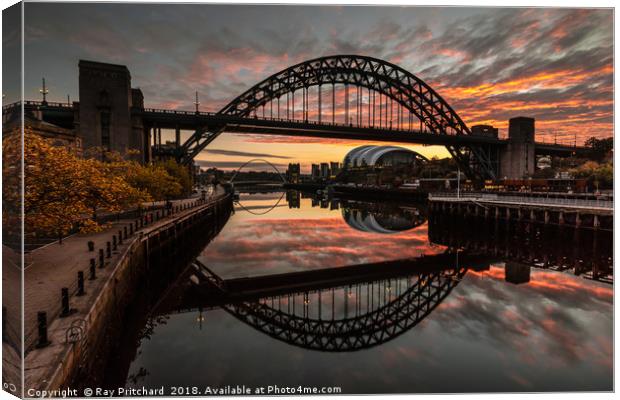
[3,100,74,112]
[2,100,584,149]
[429,192,614,210]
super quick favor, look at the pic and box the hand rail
[429,192,613,210]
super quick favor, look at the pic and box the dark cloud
[194,160,289,171]
[20,5,613,143]
[204,149,292,159]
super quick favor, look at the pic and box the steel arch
[181,55,495,179]
[223,268,466,352]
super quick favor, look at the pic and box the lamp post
[194,91,200,114]
[39,78,49,104]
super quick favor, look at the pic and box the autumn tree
[3,130,148,238]
[98,151,184,200]
[158,158,193,196]
[570,161,613,190]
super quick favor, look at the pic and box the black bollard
[77,271,85,296]
[36,312,51,348]
[124,226,128,239]
[112,235,117,249]
[87,241,95,252]
[99,249,105,268]
[89,260,96,280]
[118,230,123,244]
[106,242,111,258]
[129,224,133,235]
[60,288,73,317]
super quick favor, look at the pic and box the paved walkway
[21,187,224,350]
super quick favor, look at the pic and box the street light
[39,78,49,104]
[194,91,200,114]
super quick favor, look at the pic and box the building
[330,161,341,176]
[343,145,427,169]
[320,162,330,178]
[78,60,146,162]
[499,117,535,179]
[471,124,499,138]
[286,163,301,183]
[4,111,82,154]
[340,145,428,186]
[311,164,321,180]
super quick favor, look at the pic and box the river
[102,191,613,393]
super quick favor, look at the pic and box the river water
[104,191,613,393]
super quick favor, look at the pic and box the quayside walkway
[429,192,613,212]
[429,192,613,230]
[21,187,225,352]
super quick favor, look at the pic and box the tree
[125,162,183,200]
[94,150,185,201]
[4,132,194,239]
[3,130,148,238]
[158,158,193,196]
[570,161,613,190]
[584,137,613,162]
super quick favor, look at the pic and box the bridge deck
[4,101,586,154]
[176,253,491,311]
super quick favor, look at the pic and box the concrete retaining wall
[24,194,233,395]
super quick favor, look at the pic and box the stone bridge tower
[499,117,535,179]
[77,60,145,162]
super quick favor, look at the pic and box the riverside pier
[428,192,613,230]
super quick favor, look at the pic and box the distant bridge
[5,55,590,180]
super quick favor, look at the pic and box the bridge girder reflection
[223,268,464,352]
[161,253,492,352]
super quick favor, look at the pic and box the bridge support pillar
[575,213,581,228]
[593,215,600,229]
[499,117,535,179]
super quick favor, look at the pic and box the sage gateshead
[343,145,428,169]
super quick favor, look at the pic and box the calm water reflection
[107,191,612,393]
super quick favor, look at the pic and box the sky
[5,3,614,172]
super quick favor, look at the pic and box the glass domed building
[340,145,428,186]
[343,145,427,169]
